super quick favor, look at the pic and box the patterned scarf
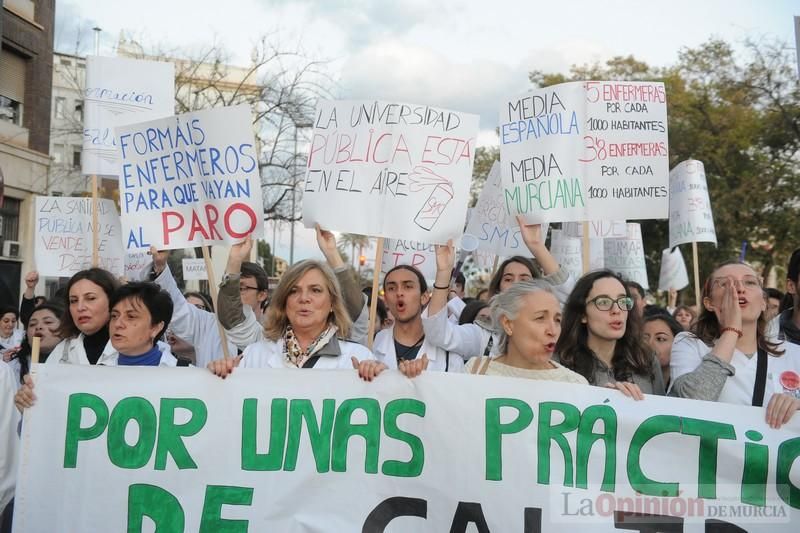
[283,324,338,368]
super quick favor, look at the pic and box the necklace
[395,333,425,363]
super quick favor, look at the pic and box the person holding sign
[423,218,572,361]
[669,262,800,429]
[467,280,587,384]
[208,260,373,376]
[555,270,665,398]
[371,265,464,374]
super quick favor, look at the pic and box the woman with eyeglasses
[555,270,665,399]
[669,262,800,429]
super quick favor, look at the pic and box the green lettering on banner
[575,405,617,492]
[108,397,158,469]
[241,398,287,471]
[537,402,580,486]
[741,430,768,506]
[627,415,680,496]
[485,398,533,481]
[332,398,381,474]
[777,436,800,509]
[199,485,253,533]
[382,399,426,477]
[127,483,184,532]
[285,399,335,473]
[681,418,736,498]
[64,393,109,468]
[154,398,208,470]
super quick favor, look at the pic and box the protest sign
[302,100,479,244]
[182,257,207,281]
[116,104,264,251]
[124,251,151,281]
[604,222,649,289]
[83,56,174,176]
[658,247,690,291]
[15,364,800,532]
[34,196,124,277]
[549,229,583,279]
[500,81,669,224]
[563,219,627,239]
[465,161,533,256]
[381,239,436,282]
[669,159,717,248]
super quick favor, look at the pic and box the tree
[469,146,499,206]
[256,239,275,275]
[526,39,800,298]
[340,233,370,269]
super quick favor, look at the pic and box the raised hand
[149,246,170,275]
[315,224,344,268]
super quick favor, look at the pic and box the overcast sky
[55,0,799,263]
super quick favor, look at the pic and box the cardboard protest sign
[604,222,649,289]
[15,364,800,532]
[381,239,436,282]
[500,81,669,224]
[34,196,125,277]
[549,229,583,279]
[302,100,479,244]
[182,257,207,281]
[116,104,264,251]
[83,56,174,176]
[658,247,690,291]
[669,159,717,248]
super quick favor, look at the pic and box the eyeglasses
[587,296,634,311]
[710,276,761,290]
[239,286,261,293]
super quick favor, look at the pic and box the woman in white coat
[209,260,374,377]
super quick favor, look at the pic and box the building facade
[0,0,54,304]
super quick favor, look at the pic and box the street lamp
[289,119,313,265]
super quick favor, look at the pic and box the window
[53,144,64,165]
[0,197,21,242]
[55,97,66,118]
[0,95,22,125]
[74,101,83,122]
[72,147,81,168]
[0,50,26,126]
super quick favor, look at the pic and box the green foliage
[256,239,275,275]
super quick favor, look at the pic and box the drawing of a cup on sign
[410,166,455,231]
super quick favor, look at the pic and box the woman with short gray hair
[467,280,587,384]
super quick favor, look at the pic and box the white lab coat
[0,361,19,512]
[148,265,238,366]
[240,336,373,369]
[46,336,176,366]
[372,326,464,372]
[421,305,501,361]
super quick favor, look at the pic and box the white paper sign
[34,196,125,277]
[14,365,800,532]
[124,251,151,281]
[116,104,265,251]
[563,219,628,239]
[604,222,649,289]
[381,239,436,281]
[658,247,690,291]
[182,258,207,280]
[465,161,530,256]
[500,81,669,224]
[83,56,175,176]
[668,159,717,247]
[549,229,583,280]
[302,100,479,244]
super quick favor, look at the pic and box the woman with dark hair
[669,262,800,429]
[458,300,490,326]
[108,282,176,366]
[642,308,683,386]
[208,260,373,377]
[555,270,665,399]
[6,303,64,385]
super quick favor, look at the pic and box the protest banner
[116,104,265,251]
[302,100,479,244]
[658,247,690,291]
[14,364,800,532]
[549,229,583,280]
[466,161,534,257]
[83,56,175,177]
[604,222,649,289]
[182,257,207,281]
[34,196,125,277]
[381,238,436,282]
[668,160,717,248]
[500,81,669,224]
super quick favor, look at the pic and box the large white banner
[302,100,479,244]
[83,56,174,176]
[500,81,669,224]
[116,105,265,251]
[34,196,125,277]
[669,159,717,248]
[14,365,800,532]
